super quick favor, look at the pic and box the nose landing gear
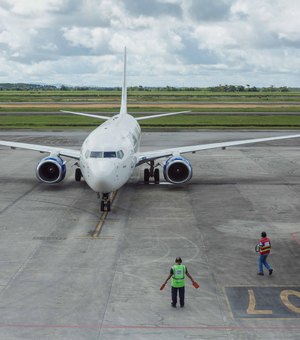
[100,193,111,212]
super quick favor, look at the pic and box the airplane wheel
[154,168,160,184]
[144,169,150,184]
[100,200,111,212]
[75,168,82,182]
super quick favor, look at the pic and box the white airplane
[1,48,300,212]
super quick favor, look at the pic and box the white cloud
[0,0,299,86]
[62,27,109,51]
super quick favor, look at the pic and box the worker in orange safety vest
[257,231,273,276]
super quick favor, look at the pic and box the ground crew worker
[162,257,196,308]
[257,231,273,276]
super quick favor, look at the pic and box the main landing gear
[99,193,111,212]
[144,160,160,184]
[75,168,82,182]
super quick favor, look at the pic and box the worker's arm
[186,272,195,284]
[164,273,172,285]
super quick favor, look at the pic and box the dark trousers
[172,286,185,306]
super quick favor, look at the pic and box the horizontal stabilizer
[135,110,190,121]
[60,110,111,120]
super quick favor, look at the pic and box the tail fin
[120,47,127,116]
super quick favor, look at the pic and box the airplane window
[117,150,124,159]
[90,151,103,158]
[104,151,116,158]
[89,151,118,158]
[85,150,90,158]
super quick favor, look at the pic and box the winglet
[120,47,127,116]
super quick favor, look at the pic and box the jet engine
[163,156,193,184]
[36,156,66,184]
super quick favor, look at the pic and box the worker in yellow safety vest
[162,257,197,308]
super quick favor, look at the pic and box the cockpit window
[90,151,103,158]
[104,151,116,158]
[117,150,124,159]
[89,151,121,158]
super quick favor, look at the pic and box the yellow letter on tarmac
[246,289,273,315]
[280,290,300,314]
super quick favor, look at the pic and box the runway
[0,130,300,339]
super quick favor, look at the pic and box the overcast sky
[0,0,299,87]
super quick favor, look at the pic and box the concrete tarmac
[0,130,300,339]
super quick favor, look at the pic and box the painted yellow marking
[247,289,273,315]
[280,290,300,314]
[92,191,117,238]
[92,211,108,237]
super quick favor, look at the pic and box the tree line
[0,83,297,92]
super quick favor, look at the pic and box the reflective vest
[171,264,186,288]
[260,237,271,255]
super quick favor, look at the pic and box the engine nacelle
[163,156,193,184]
[36,156,66,184]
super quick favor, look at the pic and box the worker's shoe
[180,304,184,308]
[269,269,273,276]
[257,272,264,275]
[171,303,176,308]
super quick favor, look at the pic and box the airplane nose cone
[87,161,116,193]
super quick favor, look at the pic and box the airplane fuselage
[79,114,141,193]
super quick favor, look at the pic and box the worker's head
[261,231,267,238]
[175,257,182,264]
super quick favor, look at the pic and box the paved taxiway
[0,130,300,339]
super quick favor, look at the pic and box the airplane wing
[0,140,80,159]
[135,133,300,165]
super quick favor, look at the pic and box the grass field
[1,106,300,113]
[2,114,300,129]
[0,89,300,103]
[1,89,300,129]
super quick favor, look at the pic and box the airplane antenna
[120,47,127,115]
